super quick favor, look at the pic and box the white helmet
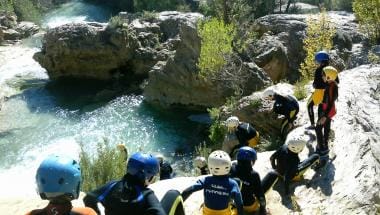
[286,136,306,153]
[155,153,164,165]
[208,150,231,176]
[226,116,239,129]
[263,88,276,99]
[193,156,207,169]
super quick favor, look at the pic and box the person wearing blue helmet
[230,147,277,215]
[307,51,330,129]
[26,155,97,215]
[83,152,166,215]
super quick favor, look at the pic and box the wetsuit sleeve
[144,191,167,215]
[252,172,266,214]
[324,84,338,118]
[231,181,244,215]
[83,183,113,214]
[270,150,279,169]
[181,178,205,201]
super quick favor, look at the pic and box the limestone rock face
[249,12,364,82]
[34,22,139,80]
[144,12,271,107]
[150,65,380,215]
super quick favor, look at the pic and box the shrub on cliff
[353,0,380,43]
[299,10,336,80]
[80,138,125,192]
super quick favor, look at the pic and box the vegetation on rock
[299,10,336,80]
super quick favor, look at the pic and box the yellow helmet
[323,66,338,81]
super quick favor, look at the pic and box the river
[0,0,207,197]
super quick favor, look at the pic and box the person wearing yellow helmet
[314,66,339,168]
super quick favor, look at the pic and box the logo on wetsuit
[205,184,229,196]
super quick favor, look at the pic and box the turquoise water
[0,1,207,197]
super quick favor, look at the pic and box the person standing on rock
[263,89,299,138]
[181,150,244,215]
[270,135,319,196]
[230,147,278,215]
[155,153,175,180]
[307,51,330,129]
[222,116,260,158]
[26,155,97,215]
[83,152,166,215]
[314,66,339,168]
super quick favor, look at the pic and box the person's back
[25,155,96,215]
[270,144,300,176]
[181,150,243,215]
[83,175,164,215]
[83,152,166,215]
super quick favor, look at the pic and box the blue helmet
[237,146,257,161]
[314,51,330,64]
[127,152,159,182]
[36,155,81,200]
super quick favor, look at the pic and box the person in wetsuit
[155,154,175,180]
[307,51,330,129]
[222,116,260,158]
[314,66,339,168]
[182,150,243,215]
[230,147,278,215]
[83,152,166,215]
[194,156,209,175]
[26,155,97,215]
[263,89,299,137]
[270,135,319,195]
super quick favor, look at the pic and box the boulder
[250,12,363,82]
[16,21,40,38]
[3,29,21,40]
[144,12,271,107]
[0,13,17,29]
[34,22,139,80]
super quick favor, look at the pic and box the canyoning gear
[316,80,338,153]
[181,175,243,215]
[226,116,239,129]
[286,136,306,154]
[83,174,166,215]
[314,51,329,64]
[26,202,97,215]
[160,190,185,215]
[201,204,238,215]
[236,123,259,149]
[323,66,338,82]
[308,63,328,126]
[272,94,299,137]
[194,156,207,169]
[155,154,164,165]
[127,152,160,183]
[236,147,257,161]
[262,88,276,99]
[270,145,318,195]
[208,150,232,176]
[36,155,81,200]
[160,160,174,180]
[230,161,277,214]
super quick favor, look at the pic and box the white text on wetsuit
[205,184,229,196]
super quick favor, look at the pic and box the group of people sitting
[26,51,339,215]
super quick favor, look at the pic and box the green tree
[198,18,236,78]
[299,10,336,80]
[353,0,380,43]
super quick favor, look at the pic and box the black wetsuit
[160,161,174,180]
[308,65,327,125]
[230,161,267,214]
[270,145,319,194]
[235,123,258,149]
[316,81,338,154]
[273,94,299,136]
[83,174,165,215]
